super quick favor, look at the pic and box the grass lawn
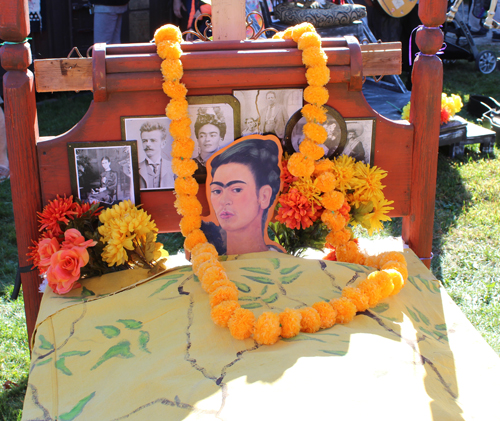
[1,49,500,419]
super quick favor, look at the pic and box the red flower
[338,200,351,222]
[281,158,298,194]
[323,250,337,261]
[441,106,452,125]
[276,188,319,230]
[38,195,77,236]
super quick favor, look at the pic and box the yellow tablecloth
[22,250,500,421]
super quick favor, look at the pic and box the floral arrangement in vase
[28,196,168,294]
[402,93,463,125]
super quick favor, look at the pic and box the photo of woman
[202,136,285,255]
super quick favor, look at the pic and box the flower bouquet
[401,93,463,125]
[28,196,168,294]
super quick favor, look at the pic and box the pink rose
[46,247,89,294]
[62,228,97,250]
[38,237,61,270]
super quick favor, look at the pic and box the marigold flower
[291,22,315,42]
[304,85,329,106]
[313,158,335,176]
[323,249,337,261]
[174,176,199,196]
[306,66,330,87]
[378,251,406,268]
[302,46,328,68]
[292,177,322,206]
[312,301,337,329]
[279,308,302,338]
[179,214,202,237]
[276,188,319,230]
[297,31,322,50]
[299,139,325,160]
[253,312,281,345]
[287,153,315,178]
[196,259,224,280]
[160,58,183,81]
[383,269,405,295]
[166,98,189,121]
[172,157,198,177]
[441,106,452,125]
[191,252,216,274]
[321,210,346,232]
[364,255,379,268]
[301,104,327,124]
[228,308,255,340]
[330,297,357,324]
[157,40,183,61]
[209,285,238,308]
[321,190,345,212]
[281,157,298,193]
[191,242,218,258]
[154,24,183,44]
[162,80,188,100]
[174,194,202,216]
[325,228,351,248]
[358,277,382,307]
[171,138,195,160]
[336,240,364,264]
[211,300,240,327]
[272,31,285,40]
[367,270,394,299]
[341,287,369,312]
[381,261,408,282]
[401,102,411,121]
[304,122,328,144]
[38,195,77,236]
[206,278,236,295]
[299,307,321,333]
[201,265,228,291]
[314,171,337,192]
[282,27,294,40]
[169,117,191,139]
[184,229,207,252]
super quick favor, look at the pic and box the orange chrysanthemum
[169,117,191,139]
[172,157,198,177]
[279,308,302,338]
[330,297,357,324]
[325,228,351,248]
[301,104,327,124]
[191,242,217,258]
[336,240,364,265]
[191,252,216,275]
[200,264,228,291]
[314,171,337,192]
[367,270,394,299]
[306,66,330,87]
[302,46,328,68]
[321,211,346,232]
[228,308,255,340]
[166,98,189,121]
[38,195,77,236]
[206,278,236,295]
[211,300,240,327]
[297,31,322,50]
[196,259,224,280]
[174,194,203,216]
[299,139,325,160]
[358,277,382,307]
[179,214,201,237]
[209,285,238,308]
[299,307,321,333]
[304,85,329,106]
[160,58,183,81]
[162,81,188,100]
[184,229,207,252]
[383,269,405,296]
[381,261,408,282]
[157,40,183,61]
[287,152,315,177]
[73,201,100,218]
[281,157,298,193]
[321,190,345,211]
[303,122,328,144]
[312,301,337,329]
[313,158,335,176]
[276,188,319,230]
[174,175,198,196]
[253,312,282,345]
[154,24,183,44]
[341,287,370,312]
[171,138,195,160]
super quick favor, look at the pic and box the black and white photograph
[343,118,376,164]
[68,141,140,206]
[188,95,240,183]
[122,115,175,190]
[233,89,303,147]
[284,105,347,158]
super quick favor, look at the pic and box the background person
[92,0,130,44]
[87,156,118,204]
[343,122,367,163]
[138,121,174,189]
[0,98,9,183]
[259,91,288,142]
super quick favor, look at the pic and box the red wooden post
[401,0,447,269]
[0,0,43,344]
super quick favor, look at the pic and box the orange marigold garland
[156,23,408,347]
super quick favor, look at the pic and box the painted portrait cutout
[201,135,286,256]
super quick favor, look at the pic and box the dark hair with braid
[210,138,281,227]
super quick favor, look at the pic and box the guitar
[376,0,417,18]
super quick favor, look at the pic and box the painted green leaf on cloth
[242,275,274,285]
[262,293,278,304]
[81,286,96,297]
[55,358,73,376]
[280,272,303,284]
[260,286,268,295]
[59,392,96,421]
[372,303,390,313]
[282,333,326,343]
[407,276,422,292]
[435,323,447,331]
[139,331,151,354]
[406,306,420,323]
[241,267,272,275]
[91,341,134,370]
[414,307,430,326]
[321,349,347,356]
[241,302,262,309]
[149,278,179,297]
[96,325,121,339]
[35,357,52,367]
[335,262,372,273]
[117,319,143,330]
[280,265,299,275]
[232,281,251,293]
[38,335,54,350]
[269,258,280,269]
[239,296,258,301]
[60,350,91,358]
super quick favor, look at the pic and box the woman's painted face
[210,163,264,233]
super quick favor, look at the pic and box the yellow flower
[363,198,394,235]
[297,31,322,50]
[302,46,328,68]
[304,85,329,106]
[401,102,410,121]
[291,22,315,42]
[299,139,325,160]
[301,104,327,124]
[154,24,183,44]
[292,176,322,206]
[331,155,356,193]
[351,162,387,203]
[305,66,330,87]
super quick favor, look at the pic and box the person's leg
[110,12,123,44]
[94,11,119,44]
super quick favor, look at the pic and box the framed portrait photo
[121,115,175,191]
[68,141,140,206]
[284,105,347,159]
[344,118,376,165]
[233,89,303,148]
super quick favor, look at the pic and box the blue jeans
[94,4,128,44]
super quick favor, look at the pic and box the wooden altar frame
[0,0,447,343]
